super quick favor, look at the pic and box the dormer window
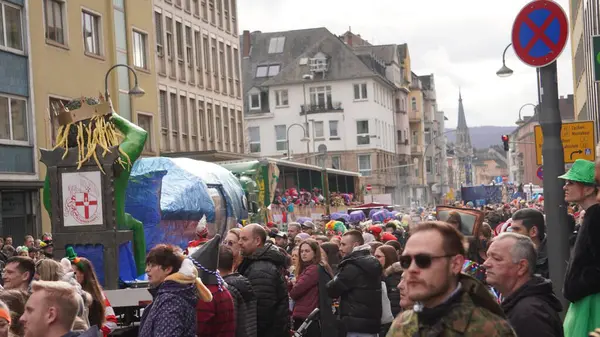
[256,64,280,78]
[310,52,328,72]
[268,36,285,54]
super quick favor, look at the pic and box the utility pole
[539,61,570,312]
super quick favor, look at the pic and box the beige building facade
[153,0,245,156]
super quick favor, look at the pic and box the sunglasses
[399,253,455,269]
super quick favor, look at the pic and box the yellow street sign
[534,120,596,165]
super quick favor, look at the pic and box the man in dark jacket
[219,245,257,337]
[238,224,290,337]
[327,230,382,336]
[509,208,549,278]
[484,232,563,337]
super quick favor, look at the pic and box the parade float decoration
[41,90,148,284]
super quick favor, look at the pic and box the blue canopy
[130,157,216,221]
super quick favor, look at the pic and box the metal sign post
[512,0,570,311]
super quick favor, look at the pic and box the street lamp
[286,123,310,160]
[104,64,145,100]
[301,74,313,163]
[518,103,537,122]
[496,43,514,77]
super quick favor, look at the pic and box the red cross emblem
[74,193,98,219]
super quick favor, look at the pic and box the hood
[501,276,562,313]
[384,261,403,277]
[352,243,371,253]
[149,280,199,308]
[190,234,222,285]
[224,273,255,302]
[245,242,288,267]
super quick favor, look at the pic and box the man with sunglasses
[387,221,515,337]
[561,159,600,336]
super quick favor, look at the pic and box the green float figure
[43,96,148,275]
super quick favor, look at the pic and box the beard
[409,274,455,306]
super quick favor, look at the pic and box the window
[249,93,260,110]
[137,113,153,152]
[207,103,214,140]
[82,10,101,56]
[329,120,338,137]
[154,12,163,56]
[193,0,200,16]
[0,95,27,142]
[199,100,205,138]
[201,0,208,21]
[170,93,178,132]
[356,120,369,145]
[194,31,203,86]
[331,155,341,169]
[180,96,188,135]
[226,45,233,93]
[233,47,240,94]
[44,0,65,45]
[203,35,210,75]
[211,37,218,90]
[275,125,287,151]
[185,26,193,68]
[267,65,280,77]
[209,0,215,24]
[222,106,229,144]
[219,41,226,93]
[248,126,260,153]
[175,21,183,61]
[411,97,417,111]
[231,0,237,35]
[223,0,230,32]
[353,83,368,100]
[132,30,148,69]
[214,104,221,142]
[309,86,332,107]
[426,158,432,173]
[358,155,371,176]
[255,66,268,78]
[314,121,324,138]
[49,97,69,145]
[216,0,222,28]
[166,17,174,59]
[159,90,167,130]
[0,3,22,51]
[275,90,288,107]
[184,0,191,12]
[190,99,198,137]
[268,36,285,53]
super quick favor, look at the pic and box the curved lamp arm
[518,103,537,121]
[501,43,512,66]
[104,64,144,100]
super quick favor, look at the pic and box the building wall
[569,0,600,136]
[474,159,508,185]
[0,0,41,239]
[153,0,244,154]
[245,79,396,157]
[30,0,160,232]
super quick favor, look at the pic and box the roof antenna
[349,26,351,32]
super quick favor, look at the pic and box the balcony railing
[300,102,343,115]
[409,109,421,122]
[411,144,423,153]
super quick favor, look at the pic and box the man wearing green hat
[560,159,600,336]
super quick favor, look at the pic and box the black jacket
[384,262,403,317]
[501,276,564,337]
[224,273,257,337]
[535,237,549,279]
[326,245,382,334]
[238,242,290,337]
[564,203,600,303]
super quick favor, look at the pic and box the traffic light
[501,135,509,151]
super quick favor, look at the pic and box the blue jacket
[139,280,199,337]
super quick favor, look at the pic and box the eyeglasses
[399,253,455,269]
[222,240,235,247]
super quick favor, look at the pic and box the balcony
[300,102,343,115]
[411,144,423,154]
[409,109,421,123]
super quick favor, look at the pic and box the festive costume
[185,215,210,256]
[190,234,236,337]
[42,96,148,274]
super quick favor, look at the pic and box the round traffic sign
[511,0,569,67]
[366,184,372,191]
[537,166,543,180]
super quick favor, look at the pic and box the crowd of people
[0,159,598,337]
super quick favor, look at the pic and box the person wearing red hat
[368,226,382,241]
[381,233,398,243]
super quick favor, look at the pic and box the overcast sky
[238,0,573,128]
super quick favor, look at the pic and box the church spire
[457,90,468,130]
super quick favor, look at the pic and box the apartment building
[0,0,40,238]
[569,0,600,133]
[30,0,159,232]
[241,28,398,197]
[153,0,244,158]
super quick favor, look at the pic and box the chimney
[242,30,251,58]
